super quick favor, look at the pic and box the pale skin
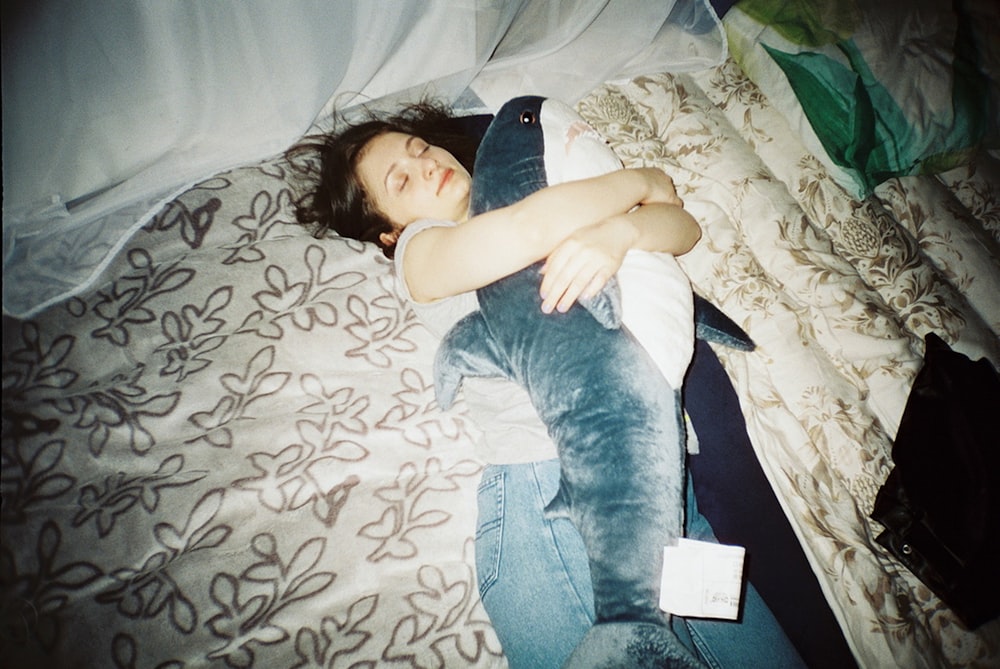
[355,131,701,314]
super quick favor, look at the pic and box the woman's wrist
[604,213,641,253]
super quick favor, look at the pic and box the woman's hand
[537,200,700,314]
[539,217,631,314]
[635,167,684,208]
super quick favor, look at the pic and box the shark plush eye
[519,110,536,125]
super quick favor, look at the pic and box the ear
[379,229,400,248]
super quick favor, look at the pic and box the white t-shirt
[394,218,557,464]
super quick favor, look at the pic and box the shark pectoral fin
[543,483,572,521]
[433,311,513,410]
[579,275,622,330]
[693,292,755,351]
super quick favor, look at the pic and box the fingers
[539,244,614,314]
[540,269,608,314]
[640,167,683,208]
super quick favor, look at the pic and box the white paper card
[659,538,745,620]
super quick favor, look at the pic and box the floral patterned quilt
[578,64,999,668]
[4,48,999,669]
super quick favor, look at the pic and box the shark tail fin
[563,621,706,669]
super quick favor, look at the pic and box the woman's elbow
[685,221,702,253]
[673,210,701,256]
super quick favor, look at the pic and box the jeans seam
[476,470,505,597]
[531,461,595,626]
[683,619,725,669]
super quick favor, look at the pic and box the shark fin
[565,622,705,669]
[579,275,623,330]
[433,311,513,409]
[693,293,755,351]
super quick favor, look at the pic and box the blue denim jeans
[476,459,807,669]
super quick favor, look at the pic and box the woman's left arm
[539,203,700,314]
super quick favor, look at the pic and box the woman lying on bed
[289,102,851,668]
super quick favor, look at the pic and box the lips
[437,168,453,195]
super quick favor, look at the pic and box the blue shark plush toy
[435,96,747,668]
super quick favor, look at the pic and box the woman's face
[356,131,472,230]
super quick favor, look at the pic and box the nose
[417,154,437,180]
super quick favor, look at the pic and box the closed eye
[411,139,429,156]
[387,136,429,193]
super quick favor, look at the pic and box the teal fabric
[738,0,989,196]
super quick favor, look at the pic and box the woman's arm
[539,203,699,314]
[403,167,681,303]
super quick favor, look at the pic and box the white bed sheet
[2,0,725,319]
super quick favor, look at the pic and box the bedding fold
[4,36,999,669]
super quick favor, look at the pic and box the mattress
[3,4,999,665]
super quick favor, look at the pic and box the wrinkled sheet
[578,62,999,668]
[4,57,1000,669]
[723,0,1000,199]
[2,0,725,320]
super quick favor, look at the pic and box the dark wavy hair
[286,101,481,258]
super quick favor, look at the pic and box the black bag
[871,333,1000,629]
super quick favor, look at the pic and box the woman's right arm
[403,167,680,303]
[539,202,699,314]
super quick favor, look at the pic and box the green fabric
[737,0,989,196]
[761,41,914,194]
[738,0,859,47]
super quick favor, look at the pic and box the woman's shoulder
[393,218,462,304]
[398,218,459,245]
[395,218,458,272]
[393,219,478,338]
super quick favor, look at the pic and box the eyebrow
[384,135,419,194]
